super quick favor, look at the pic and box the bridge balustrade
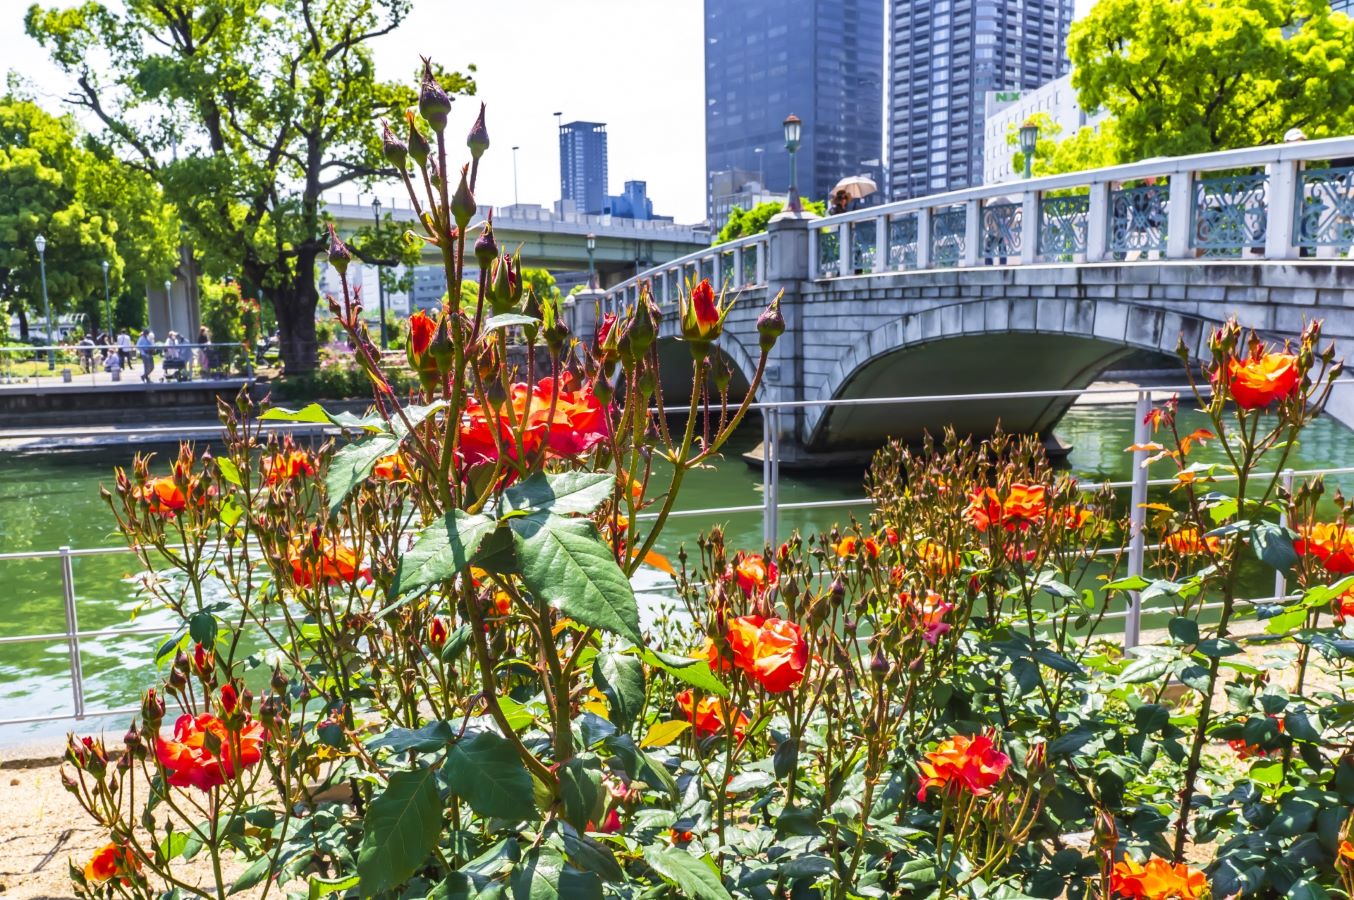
[598,135,1354,311]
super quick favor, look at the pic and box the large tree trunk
[273,287,320,375]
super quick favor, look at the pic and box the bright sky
[7,0,1095,224]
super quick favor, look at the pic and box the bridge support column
[916,207,933,269]
[963,200,981,267]
[873,213,889,273]
[1166,172,1194,258]
[765,211,816,447]
[1019,190,1039,264]
[732,247,743,288]
[1265,159,1300,260]
[1086,182,1109,262]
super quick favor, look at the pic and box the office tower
[704,0,885,221]
[559,121,609,216]
[889,0,1073,198]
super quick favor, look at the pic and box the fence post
[1086,181,1110,263]
[712,250,723,290]
[1265,158,1300,261]
[807,227,819,278]
[60,546,86,720]
[916,207,933,269]
[732,246,744,288]
[1275,468,1296,600]
[1166,171,1194,259]
[963,199,982,267]
[755,240,767,285]
[872,213,890,273]
[1020,188,1040,265]
[1125,391,1151,648]
[838,222,850,276]
[762,408,779,548]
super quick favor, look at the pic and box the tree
[0,93,175,337]
[1005,112,1120,178]
[521,266,561,303]
[26,0,475,373]
[714,198,826,245]
[1069,0,1354,160]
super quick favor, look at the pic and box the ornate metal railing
[596,135,1354,311]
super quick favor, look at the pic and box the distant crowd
[74,326,219,382]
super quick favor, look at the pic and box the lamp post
[100,260,112,337]
[586,233,596,287]
[1019,120,1040,180]
[34,235,53,369]
[783,114,803,213]
[165,279,173,338]
[754,146,765,186]
[512,145,521,208]
[371,197,388,349]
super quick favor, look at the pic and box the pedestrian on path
[116,329,132,369]
[136,330,156,383]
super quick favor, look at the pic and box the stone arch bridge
[579,137,1354,461]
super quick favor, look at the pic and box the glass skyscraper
[559,121,609,216]
[704,0,884,221]
[888,0,1072,199]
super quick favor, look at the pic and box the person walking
[136,330,156,383]
[116,329,133,369]
[197,325,212,375]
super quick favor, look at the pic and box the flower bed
[60,61,1354,900]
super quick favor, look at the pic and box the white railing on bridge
[601,135,1354,309]
[3,382,1353,729]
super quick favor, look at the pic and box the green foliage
[199,280,246,347]
[0,93,176,333]
[714,198,826,245]
[1070,0,1354,159]
[1005,112,1122,177]
[521,266,561,303]
[356,766,444,894]
[25,0,474,372]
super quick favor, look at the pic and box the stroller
[162,333,191,381]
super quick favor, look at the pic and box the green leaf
[484,313,541,332]
[1198,638,1242,658]
[188,611,217,647]
[1033,648,1082,675]
[357,766,445,896]
[562,830,624,882]
[642,846,732,900]
[1168,617,1199,645]
[640,720,690,748]
[230,854,272,894]
[325,434,399,517]
[216,457,242,486]
[512,848,602,900]
[1104,575,1150,592]
[390,400,447,437]
[368,721,457,754]
[447,731,536,821]
[1251,521,1299,572]
[559,757,605,832]
[395,511,499,596]
[499,471,615,519]
[594,652,645,729]
[260,403,336,425]
[640,649,728,697]
[514,516,642,645]
[1120,656,1171,684]
[308,875,361,900]
[602,735,677,798]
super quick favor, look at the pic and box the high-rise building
[888,0,1073,199]
[559,121,609,216]
[704,0,884,221]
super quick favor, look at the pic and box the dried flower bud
[381,119,408,171]
[467,101,490,159]
[419,57,453,133]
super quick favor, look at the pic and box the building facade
[888,0,1073,199]
[559,121,609,216]
[982,71,1107,183]
[704,0,884,221]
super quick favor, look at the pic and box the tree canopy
[1005,113,1120,178]
[26,0,474,372]
[714,198,826,245]
[0,92,176,335]
[1069,0,1354,160]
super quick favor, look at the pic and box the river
[3,401,1353,740]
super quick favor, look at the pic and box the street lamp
[754,147,765,187]
[783,114,803,213]
[1019,120,1040,180]
[100,260,112,337]
[34,234,53,369]
[586,233,596,287]
[371,196,388,349]
[165,279,173,337]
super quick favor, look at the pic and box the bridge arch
[803,297,1227,450]
[654,320,759,406]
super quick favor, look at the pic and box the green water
[3,404,1354,739]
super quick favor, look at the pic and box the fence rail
[1,382,1350,729]
[600,134,1354,311]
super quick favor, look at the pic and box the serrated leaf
[1104,575,1150,592]
[562,830,624,882]
[514,516,641,645]
[356,767,444,895]
[499,471,615,518]
[1198,638,1242,658]
[1168,617,1199,645]
[1121,656,1171,684]
[641,720,690,748]
[642,846,732,900]
[512,848,602,900]
[603,735,677,798]
[260,403,336,425]
[368,721,456,754]
[640,649,728,697]
[484,313,541,332]
[1033,648,1082,675]
[395,511,498,596]
[594,652,645,729]
[1251,520,1299,572]
[216,457,242,486]
[559,757,605,832]
[308,875,361,900]
[325,435,399,517]
[448,731,535,821]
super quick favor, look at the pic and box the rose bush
[61,58,1354,900]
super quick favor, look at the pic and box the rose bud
[326,224,352,276]
[142,688,166,726]
[406,110,431,168]
[467,101,489,159]
[592,372,614,405]
[418,57,453,133]
[757,293,786,353]
[475,216,498,269]
[427,616,449,651]
[490,254,515,315]
[450,164,476,229]
[381,119,408,170]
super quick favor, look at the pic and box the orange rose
[408,310,436,357]
[916,731,1010,801]
[835,535,880,558]
[1227,715,1283,760]
[1162,528,1221,556]
[900,590,954,645]
[372,453,408,481]
[155,692,265,792]
[427,616,449,649]
[1339,839,1354,864]
[676,689,748,738]
[83,841,141,884]
[1225,350,1300,409]
[1335,590,1354,624]
[288,537,369,586]
[139,477,187,516]
[459,374,607,468]
[1109,856,1206,900]
[732,552,777,597]
[1296,522,1354,574]
[262,449,316,484]
[913,539,960,575]
[964,484,1047,532]
[705,615,762,673]
[706,615,807,693]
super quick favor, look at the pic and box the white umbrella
[831,175,878,200]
